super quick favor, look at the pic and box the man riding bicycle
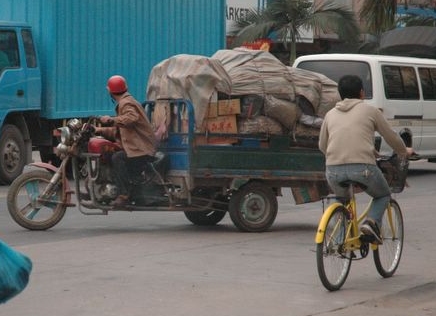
[318,75,414,244]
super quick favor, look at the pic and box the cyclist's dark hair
[338,75,363,99]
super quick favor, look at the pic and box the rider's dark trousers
[111,151,155,196]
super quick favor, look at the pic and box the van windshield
[296,60,373,99]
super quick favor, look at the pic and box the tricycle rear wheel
[229,182,277,232]
[184,187,228,226]
[184,210,226,226]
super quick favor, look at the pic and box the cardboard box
[206,114,238,134]
[218,98,241,116]
[207,102,218,118]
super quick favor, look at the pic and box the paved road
[0,161,435,315]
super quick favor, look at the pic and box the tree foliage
[230,0,360,65]
[359,0,397,36]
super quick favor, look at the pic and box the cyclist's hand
[406,147,420,160]
[406,147,415,157]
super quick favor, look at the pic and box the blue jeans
[326,164,391,227]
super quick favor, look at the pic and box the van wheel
[0,125,25,184]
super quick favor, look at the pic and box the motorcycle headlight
[55,143,69,157]
[58,126,73,145]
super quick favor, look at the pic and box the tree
[229,0,360,65]
[359,0,397,39]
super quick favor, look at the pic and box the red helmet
[107,75,128,94]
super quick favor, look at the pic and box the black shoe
[360,219,383,244]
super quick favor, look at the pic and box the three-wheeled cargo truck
[7,98,328,232]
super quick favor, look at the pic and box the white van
[293,53,436,161]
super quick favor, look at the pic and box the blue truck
[0,0,225,183]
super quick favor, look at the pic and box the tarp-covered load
[146,49,340,145]
[212,48,300,132]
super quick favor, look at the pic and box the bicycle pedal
[359,234,375,243]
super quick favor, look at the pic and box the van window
[418,67,436,100]
[21,30,37,68]
[382,65,419,100]
[295,60,373,98]
[0,30,20,72]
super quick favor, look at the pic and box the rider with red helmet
[96,75,157,207]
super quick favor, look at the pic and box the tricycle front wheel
[229,182,278,232]
[7,170,66,230]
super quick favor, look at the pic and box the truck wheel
[0,124,26,184]
[7,170,66,230]
[229,182,278,232]
[184,187,228,226]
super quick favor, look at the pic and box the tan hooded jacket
[319,99,407,166]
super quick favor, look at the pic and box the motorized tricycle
[7,99,328,232]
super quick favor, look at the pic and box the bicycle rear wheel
[373,199,403,277]
[316,205,352,291]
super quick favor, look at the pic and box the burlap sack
[238,115,284,135]
[263,95,301,131]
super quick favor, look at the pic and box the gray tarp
[212,48,295,98]
[146,54,232,126]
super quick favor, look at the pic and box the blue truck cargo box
[0,0,225,119]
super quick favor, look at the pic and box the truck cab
[0,22,40,183]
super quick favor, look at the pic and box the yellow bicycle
[315,155,408,291]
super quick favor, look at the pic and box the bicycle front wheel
[316,205,352,291]
[373,199,404,277]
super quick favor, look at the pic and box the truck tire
[0,124,26,184]
[229,182,278,232]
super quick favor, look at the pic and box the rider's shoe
[110,195,130,207]
[360,219,383,245]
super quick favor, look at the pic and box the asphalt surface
[0,158,435,315]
